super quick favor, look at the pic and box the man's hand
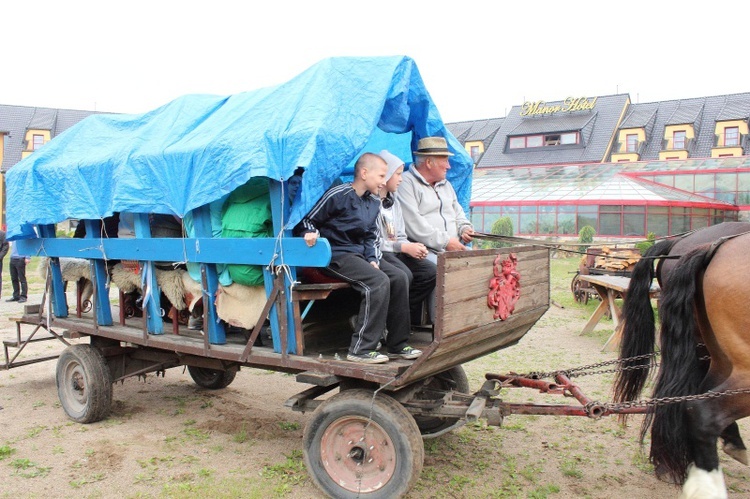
[370,261,380,269]
[402,242,429,260]
[445,237,468,252]
[304,232,319,247]
[460,227,475,244]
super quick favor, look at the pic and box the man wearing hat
[398,136,474,261]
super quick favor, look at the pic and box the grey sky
[3,0,748,123]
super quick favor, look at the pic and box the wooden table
[577,274,660,352]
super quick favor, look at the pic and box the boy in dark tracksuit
[294,153,422,363]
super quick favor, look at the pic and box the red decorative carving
[487,253,521,320]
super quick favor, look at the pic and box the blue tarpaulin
[6,56,473,239]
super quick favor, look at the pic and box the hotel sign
[520,97,598,116]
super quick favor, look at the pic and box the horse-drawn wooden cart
[2,57,655,498]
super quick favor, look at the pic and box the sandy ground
[1,285,748,498]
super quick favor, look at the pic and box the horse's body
[613,222,750,498]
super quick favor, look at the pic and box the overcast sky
[2,0,748,123]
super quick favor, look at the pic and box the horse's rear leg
[720,421,748,465]
[680,398,729,499]
[680,464,727,499]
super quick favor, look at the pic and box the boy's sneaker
[346,351,389,364]
[387,346,423,360]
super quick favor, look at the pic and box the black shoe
[17,298,27,303]
[5,297,18,302]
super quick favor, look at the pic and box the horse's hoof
[722,441,749,465]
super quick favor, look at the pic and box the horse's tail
[647,245,712,484]
[613,239,676,407]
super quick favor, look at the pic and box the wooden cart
[571,246,641,304]
[9,233,549,498]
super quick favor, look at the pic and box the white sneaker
[346,351,389,364]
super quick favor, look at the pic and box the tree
[488,216,514,248]
[578,225,595,251]
[635,231,656,254]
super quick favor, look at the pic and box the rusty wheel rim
[319,415,396,493]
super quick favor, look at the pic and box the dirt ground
[1,271,749,498]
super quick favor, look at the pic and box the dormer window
[626,134,638,152]
[725,127,739,146]
[33,134,45,150]
[508,131,579,150]
[673,130,686,149]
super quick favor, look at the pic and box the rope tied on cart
[472,231,696,261]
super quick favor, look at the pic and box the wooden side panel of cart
[399,246,549,384]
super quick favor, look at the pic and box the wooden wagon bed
[13,246,549,389]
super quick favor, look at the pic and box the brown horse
[613,222,750,498]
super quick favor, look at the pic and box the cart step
[3,335,61,348]
[1,354,60,370]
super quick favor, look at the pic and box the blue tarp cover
[6,56,473,239]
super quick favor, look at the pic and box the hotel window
[508,131,579,150]
[626,134,638,152]
[527,135,543,147]
[470,145,481,161]
[560,132,578,145]
[33,134,45,150]
[673,130,686,149]
[725,126,739,146]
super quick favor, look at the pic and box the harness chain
[514,353,750,415]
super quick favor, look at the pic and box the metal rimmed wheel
[571,273,589,304]
[304,389,423,498]
[56,344,112,423]
[413,365,471,437]
[187,366,237,389]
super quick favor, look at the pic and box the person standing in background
[6,240,29,303]
[0,230,8,298]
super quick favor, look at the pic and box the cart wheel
[187,366,237,389]
[304,389,423,498]
[571,274,589,305]
[56,344,112,423]
[413,366,470,437]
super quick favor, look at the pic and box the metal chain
[514,351,750,413]
[524,352,659,379]
[601,387,750,413]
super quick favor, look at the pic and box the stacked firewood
[592,246,641,272]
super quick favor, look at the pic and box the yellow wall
[465,140,484,154]
[711,147,743,158]
[709,120,747,158]
[663,124,695,149]
[611,127,644,161]
[715,119,749,137]
[21,129,51,159]
[616,128,645,152]
[659,150,689,160]
[609,153,639,162]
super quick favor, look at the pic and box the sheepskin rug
[181,273,267,330]
[215,283,267,330]
[38,257,94,304]
[110,263,189,311]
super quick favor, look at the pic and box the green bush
[488,216,514,248]
[634,231,656,254]
[578,225,595,251]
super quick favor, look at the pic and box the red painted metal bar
[486,373,562,394]
[485,372,649,419]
